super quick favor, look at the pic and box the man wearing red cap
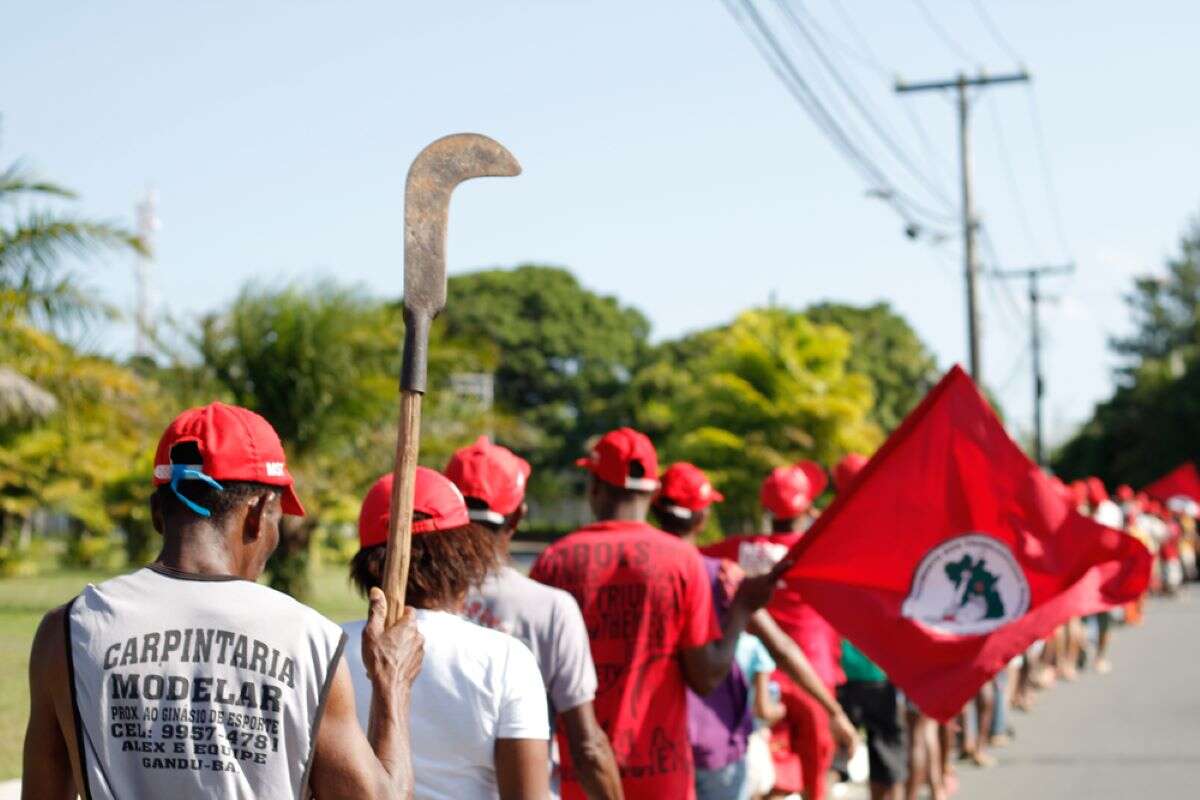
[702,464,845,800]
[343,466,551,800]
[22,402,424,800]
[448,437,623,800]
[653,463,857,800]
[531,428,780,800]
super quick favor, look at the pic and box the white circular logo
[901,534,1030,635]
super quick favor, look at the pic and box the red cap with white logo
[760,465,812,519]
[153,402,305,516]
[658,462,724,520]
[445,437,532,525]
[576,427,660,492]
[358,467,471,548]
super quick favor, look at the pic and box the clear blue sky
[5,0,1198,446]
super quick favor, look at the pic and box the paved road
[957,589,1200,798]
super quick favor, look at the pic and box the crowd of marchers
[20,400,1189,800]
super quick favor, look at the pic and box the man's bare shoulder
[28,602,73,720]
[30,603,69,666]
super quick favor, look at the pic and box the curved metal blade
[401,133,520,391]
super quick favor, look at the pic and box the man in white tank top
[21,402,424,800]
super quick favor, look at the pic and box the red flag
[1143,462,1200,505]
[778,365,1151,722]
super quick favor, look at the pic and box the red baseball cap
[658,462,724,519]
[358,467,471,548]
[576,427,659,491]
[833,453,869,493]
[760,466,812,519]
[797,460,828,498]
[445,437,532,525]
[153,402,304,516]
[1070,479,1088,507]
[1086,476,1109,505]
[1116,484,1135,502]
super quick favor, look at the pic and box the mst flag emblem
[778,365,1152,721]
[902,534,1030,635]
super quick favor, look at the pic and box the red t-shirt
[702,534,845,688]
[531,520,721,800]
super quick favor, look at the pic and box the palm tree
[0,159,144,327]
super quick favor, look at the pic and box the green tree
[440,265,651,472]
[804,302,939,432]
[1109,217,1200,373]
[0,153,150,571]
[631,308,882,531]
[0,159,141,326]
[1053,357,1200,487]
[1055,214,1200,484]
[193,280,500,596]
[0,319,166,571]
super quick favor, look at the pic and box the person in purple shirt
[653,463,859,800]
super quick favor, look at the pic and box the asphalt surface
[955,588,1200,799]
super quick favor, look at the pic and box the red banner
[778,365,1151,721]
[1143,462,1200,505]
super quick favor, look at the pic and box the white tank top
[67,565,346,800]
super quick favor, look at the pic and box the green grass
[0,562,365,781]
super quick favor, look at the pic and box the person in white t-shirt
[343,467,550,800]
[448,437,623,800]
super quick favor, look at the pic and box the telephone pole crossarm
[993,263,1075,465]
[895,71,1031,94]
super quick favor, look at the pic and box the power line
[821,0,958,191]
[1026,88,1072,258]
[824,0,890,73]
[985,93,1041,258]
[771,0,957,210]
[998,341,1032,394]
[960,0,1073,259]
[909,0,976,64]
[979,226,1030,329]
[720,0,956,228]
[969,0,1024,65]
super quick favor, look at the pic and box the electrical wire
[979,225,1031,333]
[985,93,1042,258]
[964,0,1073,259]
[824,0,957,186]
[998,340,1032,394]
[1026,88,1072,258]
[909,0,976,64]
[728,0,953,225]
[772,0,957,210]
[720,0,956,228]
[969,0,1024,65]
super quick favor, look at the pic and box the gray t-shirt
[67,565,345,800]
[465,565,597,716]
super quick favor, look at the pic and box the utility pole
[896,71,1030,383]
[133,189,159,357]
[993,264,1074,465]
